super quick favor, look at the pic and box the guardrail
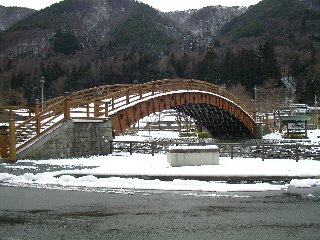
[111,141,320,162]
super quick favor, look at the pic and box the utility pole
[315,95,318,129]
[254,86,258,103]
[254,86,259,113]
[40,77,45,109]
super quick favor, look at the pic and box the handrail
[0,106,34,121]
[42,84,135,108]
[15,99,66,148]
[103,79,254,118]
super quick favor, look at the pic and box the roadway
[0,186,320,240]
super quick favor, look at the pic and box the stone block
[167,145,219,167]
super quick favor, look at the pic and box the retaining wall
[17,119,113,160]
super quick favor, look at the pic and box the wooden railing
[16,98,109,149]
[0,79,256,161]
[111,140,320,162]
[38,79,253,118]
[104,79,254,118]
[42,84,135,109]
[0,105,35,121]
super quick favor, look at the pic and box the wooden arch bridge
[0,79,257,161]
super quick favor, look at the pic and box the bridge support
[17,119,113,160]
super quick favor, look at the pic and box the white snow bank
[0,172,284,192]
[34,154,320,179]
[263,129,320,144]
[289,179,320,188]
[1,154,320,192]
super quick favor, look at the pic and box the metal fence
[110,141,320,162]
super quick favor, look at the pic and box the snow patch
[289,179,320,188]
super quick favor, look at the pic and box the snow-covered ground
[0,129,319,194]
[263,129,320,144]
[0,153,320,193]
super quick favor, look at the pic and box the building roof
[282,115,311,122]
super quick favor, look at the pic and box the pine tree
[51,27,82,55]
[197,49,219,84]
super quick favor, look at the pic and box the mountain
[0,1,247,59]
[0,5,35,31]
[219,0,320,47]
[0,0,193,105]
[165,6,246,46]
[217,0,320,104]
[0,0,319,107]
[0,0,188,58]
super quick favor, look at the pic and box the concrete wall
[17,119,113,160]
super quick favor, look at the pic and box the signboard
[288,122,306,131]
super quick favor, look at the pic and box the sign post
[282,115,311,139]
[287,121,307,137]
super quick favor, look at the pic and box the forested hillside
[0,5,35,31]
[218,0,320,104]
[0,0,319,107]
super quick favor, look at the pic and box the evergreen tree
[197,49,219,84]
[51,27,82,55]
[137,53,157,82]
[10,72,26,90]
[259,40,281,83]
[238,49,260,90]
[222,48,238,87]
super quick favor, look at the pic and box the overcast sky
[0,0,262,11]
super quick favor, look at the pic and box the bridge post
[111,97,115,110]
[139,86,142,99]
[0,125,9,158]
[86,103,90,117]
[9,108,13,120]
[104,102,108,117]
[94,100,100,117]
[161,81,165,92]
[94,100,109,117]
[126,89,130,105]
[8,119,16,162]
[34,100,41,134]
[64,96,71,120]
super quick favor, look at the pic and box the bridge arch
[107,80,256,138]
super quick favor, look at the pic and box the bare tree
[227,83,255,111]
[256,79,294,129]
